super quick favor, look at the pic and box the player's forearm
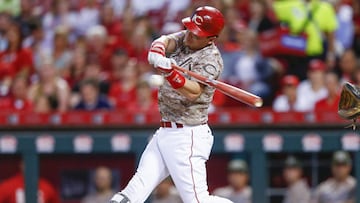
[153,36,176,54]
[177,79,203,101]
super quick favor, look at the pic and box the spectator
[314,71,341,112]
[15,0,37,38]
[131,0,166,17]
[50,26,73,75]
[339,49,358,83]
[297,59,328,112]
[354,67,360,87]
[109,49,129,82]
[74,79,112,111]
[81,166,115,203]
[223,7,244,48]
[0,161,60,203]
[282,156,311,203]
[129,17,152,62]
[151,177,182,203]
[42,0,77,51]
[22,18,47,53]
[272,0,338,77]
[127,80,158,113]
[65,50,87,89]
[85,25,114,72]
[0,22,33,96]
[213,159,252,203]
[109,0,129,18]
[76,0,100,36]
[109,60,137,109]
[35,26,73,76]
[331,0,354,52]
[273,75,302,112]
[73,62,110,95]
[353,0,360,56]
[166,0,191,21]
[0,13,12,51]
[311,151,356,203]
[224,29,273,100]
[33,95,53,113]
[248,0,276,33]
[28,56,70,112]
[0,75,32,112]
[100,3,122,40]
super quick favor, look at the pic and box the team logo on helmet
[192,14,204,26]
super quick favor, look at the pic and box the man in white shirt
[297,59,328,112]
[273,75,303,112]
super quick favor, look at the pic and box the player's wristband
[150,41,166,56]
[166,70,186,89]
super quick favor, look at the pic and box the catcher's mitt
[338,82,360,121]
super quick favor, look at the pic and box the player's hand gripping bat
[172,65,263,108]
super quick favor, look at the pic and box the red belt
[160,121,207,128]
[160,121,184,128]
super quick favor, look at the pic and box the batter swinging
[110,6,233,203]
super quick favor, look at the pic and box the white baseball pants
[120,124,233,203]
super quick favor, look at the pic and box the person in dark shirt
[75,79,112,111]
[248,0,276,33]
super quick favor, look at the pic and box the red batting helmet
[182,6,225,37]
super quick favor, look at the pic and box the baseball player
[282,156,310,203]
[110,6,233,203]
[311,151,356,203]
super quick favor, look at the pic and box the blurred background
[0,0,359,202]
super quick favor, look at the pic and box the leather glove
[338,82,360,120]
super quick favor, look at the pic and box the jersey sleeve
[191,54,222,81]
[166,31,186,52]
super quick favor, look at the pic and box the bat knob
[254,99,263,108]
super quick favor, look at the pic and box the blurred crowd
[0,0,359,113]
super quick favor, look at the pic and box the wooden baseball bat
[172,65,263,108]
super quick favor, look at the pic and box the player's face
[227,172,248,189]
[283,85,297,99]
[325,73,339,94]
[332,164,351,181]
[308,70,325,84]
[95,168,112,191]
[81,84,99,103]
[283,167,302,185]
[184,30,214,50]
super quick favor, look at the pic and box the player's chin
[184,41,196,50]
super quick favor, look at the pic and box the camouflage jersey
[158,31,223,125]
